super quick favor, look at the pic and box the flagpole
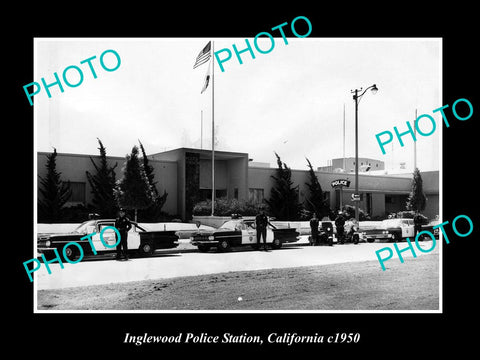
[211,40,215,216]
[414,108,417,171]
[343,103,346,172]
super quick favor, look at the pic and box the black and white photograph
[31,36,442,312]
[13,6,478,355]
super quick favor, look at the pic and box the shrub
[192,198,263,217]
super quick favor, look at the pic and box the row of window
[352,162,379,167]
[198,188,263,203]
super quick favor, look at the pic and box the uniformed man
[255,208,272,251]
[309,213,320,246]
[114,208,132,260]
[335,211,346,244]
[413,212,423,238]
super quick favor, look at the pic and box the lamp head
[371,84,378,94]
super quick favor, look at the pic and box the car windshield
[73,220,96,234]
[73,220,142,234]
[220,220,241,230]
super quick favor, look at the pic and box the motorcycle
[309,221,334,246]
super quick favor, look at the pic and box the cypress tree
[85,138,118,218]
[406,167,427,212]
[138,140,168,221]
[114,145,154,222]
[38,148,72,222]
[265,152,301,220]
[305,157,329,218]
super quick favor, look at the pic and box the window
[249,188,264,204]
[198,188,211,201]
[234,188,239,199]
[199,188,227,201]
[68,182,86,203]
[385,195,395,204]
[216,189,227,198]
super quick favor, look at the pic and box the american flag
[193,41,211,69]
[201,63,211,94]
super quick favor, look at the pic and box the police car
[190,218,300,252]
[360,218,416,242]
[37,219,179,259]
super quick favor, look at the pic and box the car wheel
[197,244,210,252]
[391,233,399,243]
[63,246,78,261]
[140,242,154,255]
[217,240,230,252]
[353,234,359,244]
[271,238,282,249]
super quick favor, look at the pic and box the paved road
[35,238,439,290]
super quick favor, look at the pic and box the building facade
[37,148,439,221]
[318,157,385,173]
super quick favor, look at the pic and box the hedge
[192,198,264,217]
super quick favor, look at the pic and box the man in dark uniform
[255,208,271,251]
[413,212,423,239]
[309,213,320,246]
[335,211,346,244]
[114,208,132,260]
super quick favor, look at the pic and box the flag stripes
[193,41,211,69]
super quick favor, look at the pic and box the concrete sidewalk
[35,239,439,290]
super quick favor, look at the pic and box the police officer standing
[413,212,423,238]
[255,207,272,251]
[115,208,132,260]
[309,213,320,245]
[335,211,346,244]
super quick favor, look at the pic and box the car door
[127,224,141,250]
[242,222,256,245]
[399,219,414,238]
[95,222,119,251]
[265,226,275,243]
[405,219,416,238]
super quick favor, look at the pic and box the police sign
[331,179,350,188]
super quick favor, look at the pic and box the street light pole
[351,84,378,222]
[354,89,359,222]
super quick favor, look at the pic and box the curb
[156,240,312,255]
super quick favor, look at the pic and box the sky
[34,37,441,172]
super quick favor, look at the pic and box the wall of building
[248,166,439,219]
[319,157,385,172]
[37,150,440,221]
[199,159,227,190]
[226,156,248,201]
[37,152,178,216]
[150,148,249,219]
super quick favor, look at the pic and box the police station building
[37,147,439,221]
